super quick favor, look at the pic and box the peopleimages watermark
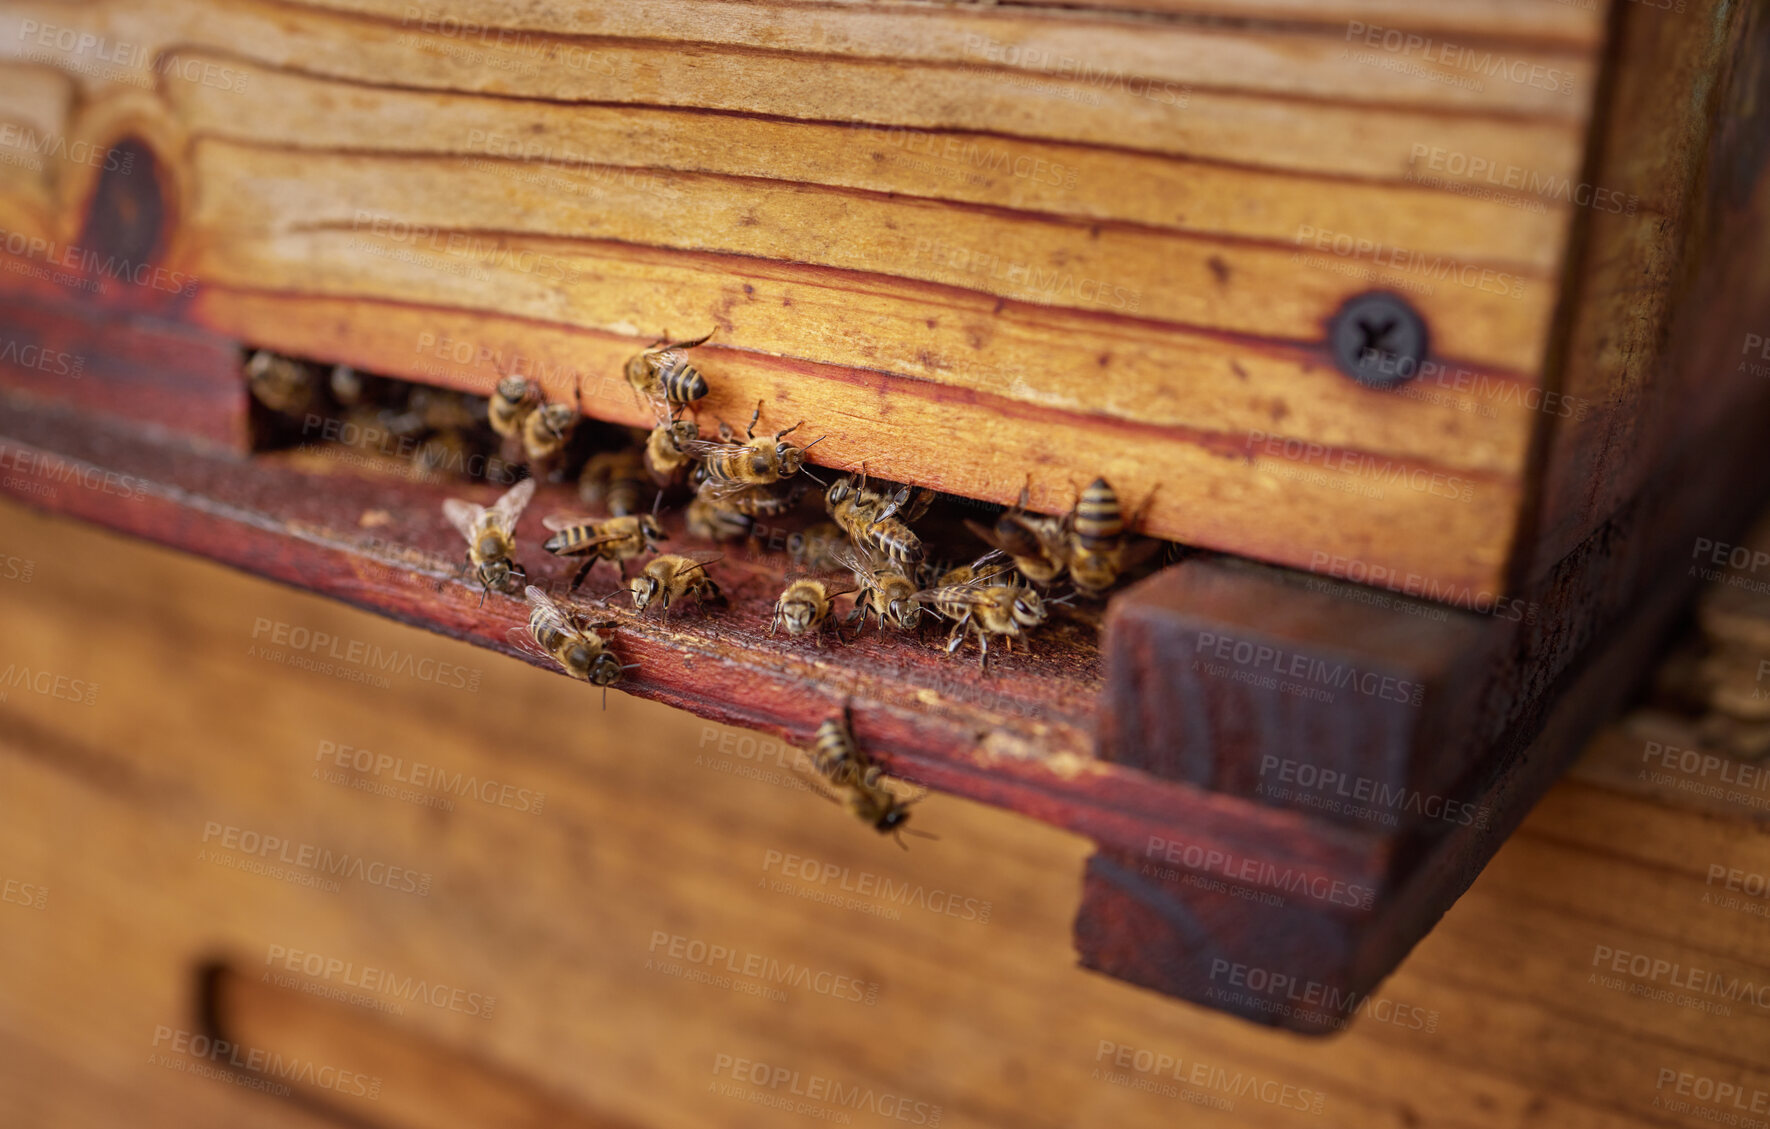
[1256,756,1489,831]
[198,821,432,897]
[1092,1041,1325,1114]
[1143,835,1377,910]
[460,130,679,201]
[1403,144,1638,215]
[1343,21,1577,95]
[958,33,1190,108]
[0,227,201,296]
[396,7,630,76]
[1291,224,1527,299]
[0,553,32,583]
[248,617,482,693]
[263,944,495,1019]
[313,738,545,816]
[1353,349,1591,422]
[694,726,818,795]
[1690,537,1770,595]
[853,123,1080,190]
[759,850,993,924]
[1247,430,1475,504]
[1654,1068,1770,1127]
[0,660,97,707]
[709,1053,943,1125]
[2,878,47,910]
[410,331,626,407]
[297,413,520,486]
[1640,740,1770,813]
[15,20,249,92]
[1590,943,1770,1015]
[1308,551,1538,622]
[646,930,880,1007]
[349,211,581,284]
[1703,864,1770,920]
[0,335,84,378]
[0,125,133,176]
[149,1026,379,1101]
[0,443,147,502]
[1193,630,1427,708]
[1204,960,1439,1034]
[908,236,1142,312]
[1740,332,1770,378]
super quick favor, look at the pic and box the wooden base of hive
[4,297,1765,1031]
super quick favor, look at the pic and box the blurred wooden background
[3,494,1769,1129]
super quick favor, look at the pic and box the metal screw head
[1328,292,1428,389]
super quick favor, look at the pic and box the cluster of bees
[247,333,1158,843]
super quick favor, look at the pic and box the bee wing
[694,478,768,507]
[541,512,595,533]
[441,498,485,542]
[678,437,745,461]
[826,542,877,579]
[504,624,558,665]
[521,584,570,626]
[663,329,716,351]
[487,477,537,533]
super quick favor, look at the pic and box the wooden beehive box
[1,0,1768,1030]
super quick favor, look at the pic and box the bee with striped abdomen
[520,381,582,464]
[506,585,635,707]
[800,707,930,848]
[832,544,922,639]
[685,496,752,542]
[1065,477,1159,598]
[770,578,852,644]
[684,400,826,491]
[916,560,1053,670]
[442,477,536,606]
[825,466,925,568]
[625,329,714,410]
[579,448,651,517]
[964,478,1068,587]
[542,503,667,591]
[629,554,723,620]
[644,407,701,486]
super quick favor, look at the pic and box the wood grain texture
[0,0,1607,593]
[5,491,1769,1129]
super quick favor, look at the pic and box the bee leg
[570,558,596,594]
[745,400,762,440]
[978,633,991,672]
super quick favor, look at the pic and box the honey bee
[694,475,806,518]
[684,400,826,494]
[579,448,650,517]
[629,554,723,620]
[521,382,582,463]
[442,477,536,606]
[542,505,668,590]
[1065,477,1159,598]
[802,708,928,847]
[245,350,316,415]
[488,375,541,439]
[685,496,752,542]
[916,564,1051,670]
[964,479,1068,586]
[644,408,701,485]
[391,386,483,436]
[787,522,848,571]
[625,329,714,409]
[832,544,923,639]
[505,585,635,707]
[770,579,852,644]
[825,467,926,567]
[328,363,386,408]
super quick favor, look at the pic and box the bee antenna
[620,663,642,670]
[801,468,829,488]
[799,434,828,453]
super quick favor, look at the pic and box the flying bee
[685,496,752,542]
[488,375,541,440]
[542,502,668,590]
[520,382,582,463]
[442,477,536,606]
[1065,477,1160,598]
[625,329,714,410]
[683,400,826,489]
[832,544,923,639]
[916,565,1054,670]
[800,708,930,848]
[770,578,853,644]
[825,466,924,567]
[245,350,316,415]
[505,585,635,707]
[579,448,651,517]
[787,522,848,572]
[964,478,1068,586]
[629,554,723,620]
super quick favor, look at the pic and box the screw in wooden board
[1329,292,1428,389]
